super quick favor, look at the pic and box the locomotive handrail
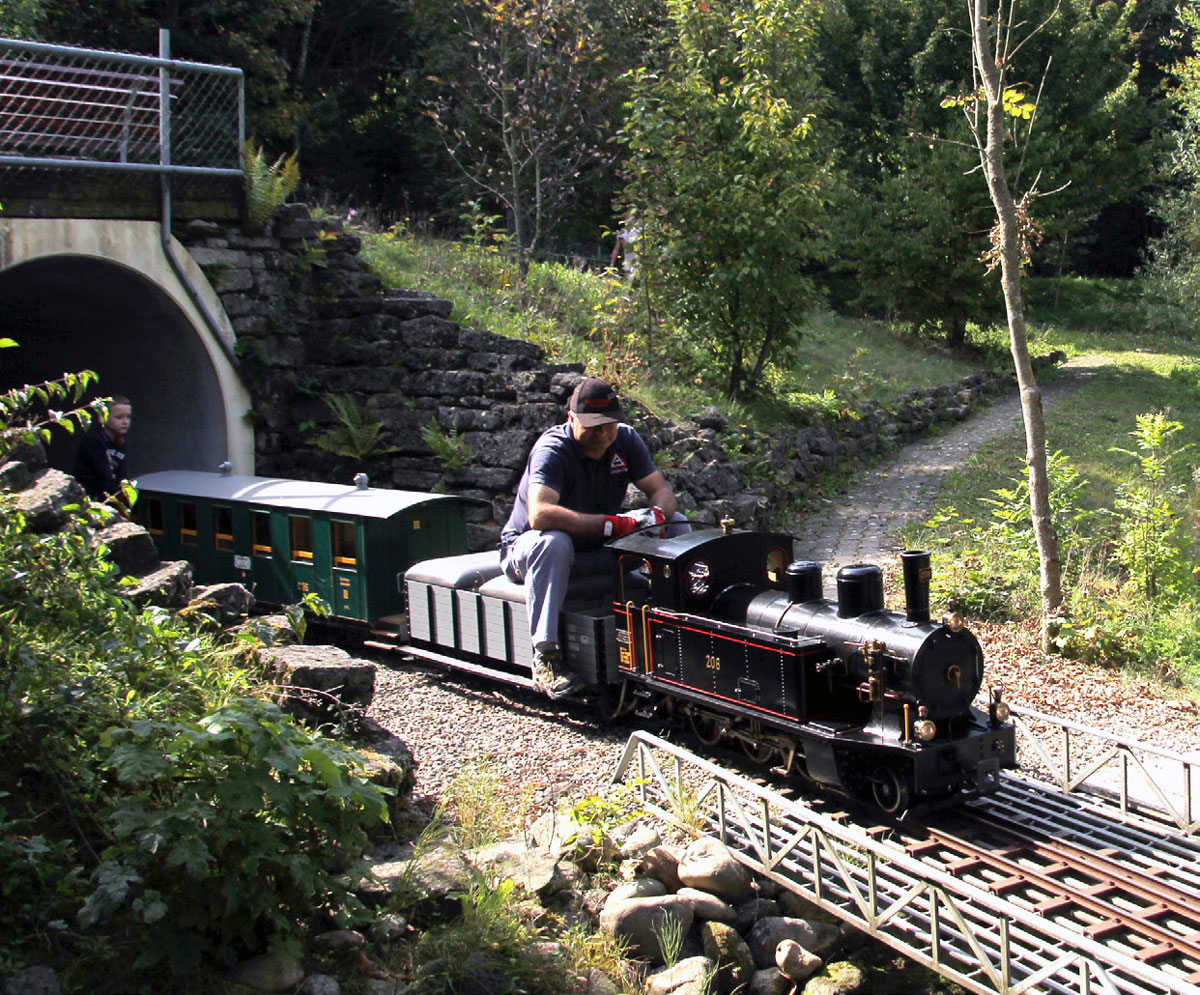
[1010,704,1200,835]
[611,730,1195,995]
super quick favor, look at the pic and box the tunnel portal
[1,254,232,479]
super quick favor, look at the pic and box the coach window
[331,521,357,569]
[252,511,272,557]
[142,497,163,535]
[289,515,314,562]
[213,506,233,551]
[179,501,197,545]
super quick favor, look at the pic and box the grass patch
[903,332,1200,684]
[362,228,995,427]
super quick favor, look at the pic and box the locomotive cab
[608,526,795,613]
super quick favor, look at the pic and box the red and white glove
[604,506,667,539]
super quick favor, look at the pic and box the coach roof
[135,470,481,520]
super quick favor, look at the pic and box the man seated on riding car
[500,377,689,698]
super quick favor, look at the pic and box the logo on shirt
[609,452,628,474]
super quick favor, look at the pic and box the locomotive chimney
[901,549,932,623]
[786,560,822,603]
[836,564,884,617]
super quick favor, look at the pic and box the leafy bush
[0,378,392,988]
[87,699,388,973]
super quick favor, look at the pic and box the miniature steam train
[134,470,1016,813]
[405,523,1017,813]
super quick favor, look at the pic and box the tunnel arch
[0,218,253,478]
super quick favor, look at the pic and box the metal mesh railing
[0,36,242,176]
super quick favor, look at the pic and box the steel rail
[611,730,1200,995]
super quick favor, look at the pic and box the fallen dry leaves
[972,616,1200,754]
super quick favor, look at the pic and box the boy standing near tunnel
[73,395,132,504]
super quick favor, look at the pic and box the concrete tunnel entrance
[0,255,230,480]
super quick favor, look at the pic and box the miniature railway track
[647,733,1200,993]
[893,807,1200,987]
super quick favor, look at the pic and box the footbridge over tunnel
[0,33,253,479]
[0,218,254,477]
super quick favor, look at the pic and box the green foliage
[443,757,529,849]
[424,0,613,267]
[923,450,1096,619]
[567,784,645,848]
[311,393,398,462]
[87,699,388,972]
[618,0,836,400]
[415,868,570,993]
[0,376,391,987]
[1109,412,1194,600]
[0,369,102,453]
[0,0,42,37]
[244,140,300,233]
[421,417,474,471]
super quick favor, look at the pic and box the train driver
[500,377,689,698]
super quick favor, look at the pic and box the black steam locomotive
[404,522,1016,813]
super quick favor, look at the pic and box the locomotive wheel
[741,722,776,764]
[689,710,725,747]
[870,766,911,815]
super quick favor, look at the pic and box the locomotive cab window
[332,520,357,569]
[213,506,233,551]
[141,497,163,535]
[252,511,272,557]
[179,501,197,545]
[289,515,314,562]
[767,547,788,584]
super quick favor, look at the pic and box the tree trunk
[971,0,1064,646]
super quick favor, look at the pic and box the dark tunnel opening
[0,255,230,479]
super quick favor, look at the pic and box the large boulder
[646,956,717,995]
[227,952,305,992]
[124,559,193,608]
[187,582,255,624]
[265,644,375,726]
[775,938,822,986]
[746,918,841,970]
[357,840,473,922]
[599,894,695,963]
[92,519,160,576]
[14,469,86,532]
[700,920,755,994]
[677,838,753,905]
[468,840,569,902]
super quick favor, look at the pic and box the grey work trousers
[500,514,690,648]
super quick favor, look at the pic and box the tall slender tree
[955,0,1064,641]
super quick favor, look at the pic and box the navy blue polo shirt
[501,422,656,552]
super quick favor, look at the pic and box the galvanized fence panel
[0,36,242,176]
[1011,705,1200,835]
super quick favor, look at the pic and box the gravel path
[366,355,1200,820]
[788,357,1107,585]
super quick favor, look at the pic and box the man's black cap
[568,377,623,427]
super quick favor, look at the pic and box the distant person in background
[73,396,132,504]
[609,224,640,280]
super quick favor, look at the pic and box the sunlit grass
[361,228,999,427]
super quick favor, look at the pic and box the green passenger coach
[135,470,482,626]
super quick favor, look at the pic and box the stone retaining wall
[179,204,1020,551]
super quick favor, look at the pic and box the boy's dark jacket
[73,422,127,499]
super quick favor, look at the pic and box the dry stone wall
[180,204,1020,551]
